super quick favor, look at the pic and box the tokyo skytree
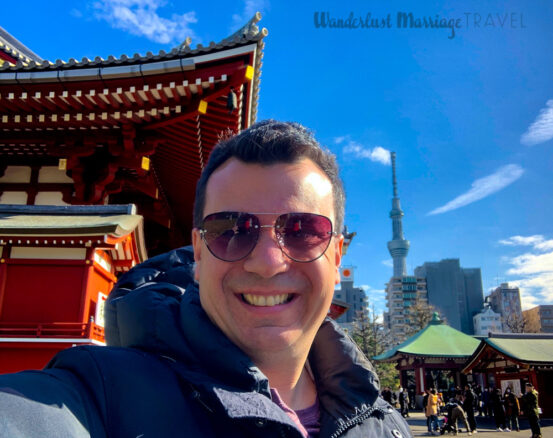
[387,152,410,278]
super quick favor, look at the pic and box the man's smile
[241,293,294,307]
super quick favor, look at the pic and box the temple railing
[0,322,105,342]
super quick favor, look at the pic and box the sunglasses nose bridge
[252,223,286,253]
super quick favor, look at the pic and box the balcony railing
[0,322,105,342]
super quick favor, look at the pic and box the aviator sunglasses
[199,212,338,262]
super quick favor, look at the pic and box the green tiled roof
[485,336,553,364]
[374,313,480,361]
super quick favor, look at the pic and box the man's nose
[242,227,289,278]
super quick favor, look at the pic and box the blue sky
[3,0,553,315]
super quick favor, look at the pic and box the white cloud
[506,252,553,276]
[333,135,347,145]
[428,164,524,215]
[93,0,197,44]
[231,0,268,31]
[382,259,393,268]
[343,141,391,165]
[499,234,553,310]
[499,235,553,252]
[521,99,553,146]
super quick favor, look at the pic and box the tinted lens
[201,212,259,261]
[276,213,333,262]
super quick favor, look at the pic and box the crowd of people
[382,382,542,437]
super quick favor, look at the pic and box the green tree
[350,305,399,390]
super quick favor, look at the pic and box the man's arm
[0,360,106,437]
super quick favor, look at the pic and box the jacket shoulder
[0,346,200,438]
[0,348,108,438]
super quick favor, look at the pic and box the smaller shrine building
[463,333,553,417]
[374,313,480,405]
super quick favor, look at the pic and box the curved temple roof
[0,25,43,65]
[374,312,480,361]
[0,14,268,254]
[462,333,553,374]
[0,14,265,72]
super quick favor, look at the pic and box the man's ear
[192,228,202,281]
[334,234,344,285]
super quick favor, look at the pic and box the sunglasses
[199,211,338,262]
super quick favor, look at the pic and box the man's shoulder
[49,345,177,380]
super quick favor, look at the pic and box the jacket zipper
[329,406,387,438]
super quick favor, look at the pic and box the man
[521,382,542,438]
[443,395,472,436]
[399,387,410,418]
[0,120,411,437]
[491,387,506,431]
[462,384,477,433]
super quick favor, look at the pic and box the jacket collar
[309,318,380,420]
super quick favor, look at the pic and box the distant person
[382,387,394,404]
[474,384,483,416]
[399,387,410,418]
[491,387,506,431]
[482,387,491,417]
[521,382,541,438]
[503,387,520,432]
[443,396,472,436]
[423,389,431,431]
[408,386,416,410]
[426,388,440,435]
[462,384,477,433]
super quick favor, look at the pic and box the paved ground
[404,411,553,438]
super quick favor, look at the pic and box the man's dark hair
[193,119,345,233]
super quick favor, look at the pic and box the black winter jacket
[0,247,412,438]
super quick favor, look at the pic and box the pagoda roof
[0,204,147,269]
[0,14,267,254]
[0,15,265,74]
[0,204,140,237]
[463,333,553,373]
[0,25,43,66]
[374,312,480,362]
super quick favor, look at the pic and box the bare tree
[351,304,399,389]
[503,313,533,333]
[402,300,441,338]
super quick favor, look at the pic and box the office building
[384,275,428,340]
[335,266,368,327]
[473,306,503,336]
[522,305,553,333]
[489,283,523,333]
[414,259,484,334]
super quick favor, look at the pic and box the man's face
[192,158,343,360]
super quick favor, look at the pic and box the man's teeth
[242,294,290,307]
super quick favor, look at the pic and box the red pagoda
[0,14,267,372]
